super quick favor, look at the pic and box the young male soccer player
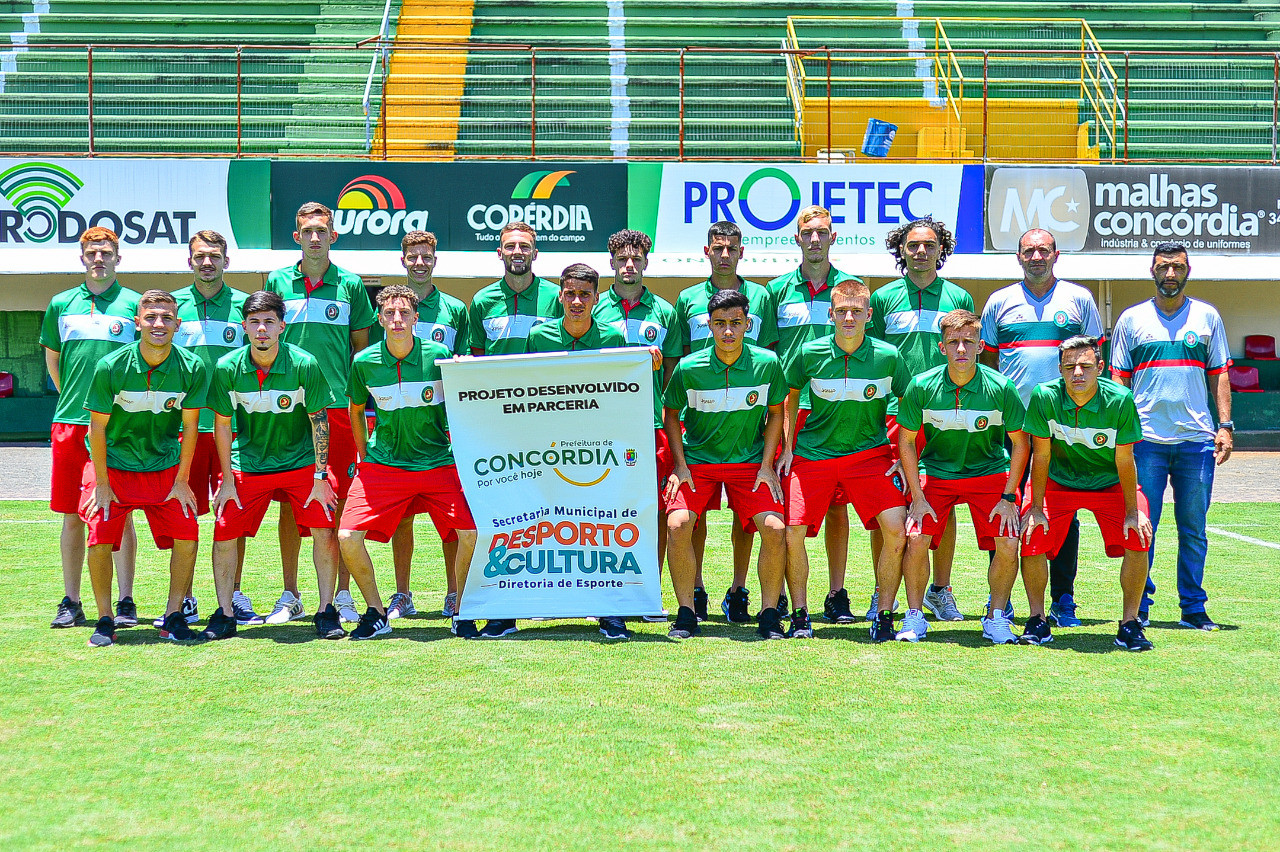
[777,279,910,639]
[207,291,345,641]
[264,202,375,625]
[893,310,1029,645]
[338,285,479,641]
[172,229,254,624]
[664,289,789,640]
[869,217,973,623]
[81,290,208,647]
[1019,336,1154,650]
[767,206,863,625]
[467,221,562,356]
[41,227,140,630]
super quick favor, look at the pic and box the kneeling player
[339,285,479,640]
[778,279,909,639]
[1020,336,1154,650]
[81,290,208,646]
[894,310,1029,644]
[663,289,789,640]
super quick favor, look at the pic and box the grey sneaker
[895,608,929,642]
[387,591,417,620]
[923,585,964,621]
[865,590,900,621]
[441,591,458,618]
[52,596,87,629]
[981,613,1019,645]
[264,591,306,625]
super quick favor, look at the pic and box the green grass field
[2,499,1276,850]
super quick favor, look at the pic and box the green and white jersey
[784,335,909,460]
[663,344,788,465]
[767,266,862,364]
[348,337,453,472]
[674,279,778,353]
[868,276,974,378]
[264,261,376,408]
[467,277,562,355]
[367,286,470,356]
[173,283,248,432]
[1024,377,1143,491]
[594,287,681,429]
[40,281,141,425]
[897,364,1026,480]
[84,343,208,473]
[525,318,628,354]
[208,343,337,475]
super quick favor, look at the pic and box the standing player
[467,221,562,356]
[663,289,789,640]
[777,279,909,639]
[338,285,479,640]
[980,228,1104,627]
[1020,336,1154,650]
[674,221,779,623]
[869,217,972,623]
[894,310,1029,645]
[264,202,375,625]
[81,290,208,647]
[171,230,255,625]
[366,230,471,622]
[206,291,345,641]
[41,226,140,630]
[767,206,863,625]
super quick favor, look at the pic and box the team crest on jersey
[644,326,658,342]
[325,304,340,321]
[746,317,755,333]
[975,416,989,429]
[223,327,236,343]
[746,391,760,406]
[422,386,434,403]
[277,394,292,409]
[625,449,637,466]
[1184,330,1200,346]
[348,463,357,478]
[432,328,445,342]
[1094,432,1108,446]
[1053,310,1069,328]
[864,385,877,399]
[110,320,123,336]
[163,397,176,410]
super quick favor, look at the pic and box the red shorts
[887,413,928,463]
[786,446,905,536]
[782,408,849,508]
[340,462,475,543]
[187,431,220,516]
[327,407,357,499]
[214,467,336,541]
[655,428,675,512]
[918,472,1016,550]
[668,462,784,531]
[50,422,90,514]
[78,464,199,551]
[1022,482,1151,558]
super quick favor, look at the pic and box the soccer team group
[42,200,1234,650]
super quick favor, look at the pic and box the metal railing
[361,0,396,153]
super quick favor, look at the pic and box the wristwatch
[314,470,329,480]
[1000,492,1017,503]
[1218,420,1234,432]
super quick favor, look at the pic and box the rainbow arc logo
[0,162,84,243]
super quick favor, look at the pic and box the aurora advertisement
[439,349,662,619]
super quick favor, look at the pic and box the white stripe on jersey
[483,314,552,341]
[415,321,457,351]
[777,302,832,329]
[1047,419,1117,450]
[687,312,766,342]
[883,309,945,335]
[229,388,305,414]
[809,376,892,403]
[176,319,244,350]
[367,380,444,411]
[922,407,1004,432]
[685,383,770,413]
[283,298,350,327]
[59,313,137,344]
[113,389,186,414]
[613,317,668,348]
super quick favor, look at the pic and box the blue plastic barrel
[861,118,898,157]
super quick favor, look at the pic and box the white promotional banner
[440,348,662,619]
[652,163,968,255]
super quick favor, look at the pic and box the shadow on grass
[1147,619,1239,632]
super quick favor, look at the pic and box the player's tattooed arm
[310,409,330,469]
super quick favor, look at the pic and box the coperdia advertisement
[986,165,1280,255]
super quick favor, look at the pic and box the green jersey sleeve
[207,360,233,418]
[40,297,65,351]
[783,347,806,391]
[1002,379,1026,433]
[756,291,779,348]
[347,278,376,332]
[182,356,210,411]
[663,364,688,412]
[766,357,788,406]
[897,378,925,432]
[84,358,116,415]
[1023,386,1051,439]
[1117,392,1143,445]
[302,357,338,413]
[890,350,912,399]
[346,358,370,407]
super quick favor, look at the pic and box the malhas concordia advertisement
[440,349,661,619]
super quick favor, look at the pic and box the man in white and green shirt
[467,221,562,356]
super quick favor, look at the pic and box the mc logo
[987,167,1089,252]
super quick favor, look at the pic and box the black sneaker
[668,605,700,639]
[693,586,708,622]
[1115,618,1154,652]
[721,586,751,623]
[777,591,789,618]
[114,596,139,628]
[351,607,391,640]
[181,595,199,625]
[823,589,855,623]
[88,616,116,647]
[1179,611,1220,631]
[202,607,238,641]
[314,604,347,640]
[1019,614,1054,645]
[478,619,518,638]
[1137,609,1150,627]
[756,606,786,640]
[451,618,480,639]
[598,616,631,640]
[787,607,814,638]
[869,610,895,643]
[52,596,86,629]
[159,610,199,642]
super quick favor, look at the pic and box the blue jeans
[1134,439,1215,615]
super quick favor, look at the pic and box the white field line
[1205,525,1280,551]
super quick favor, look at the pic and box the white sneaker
[982,613,1018,645]
[441,591,458,618]
[895,608,929,642]
[335,590,360,623]
[923,585,965,621]
[642,610,669,623]
[264,591,306,625]
[865,590,901,621]
[387,591,416,620]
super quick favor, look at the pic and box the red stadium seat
[0,372,12,398]
[1229,365,1263,393]
[1244,334,1278,360]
